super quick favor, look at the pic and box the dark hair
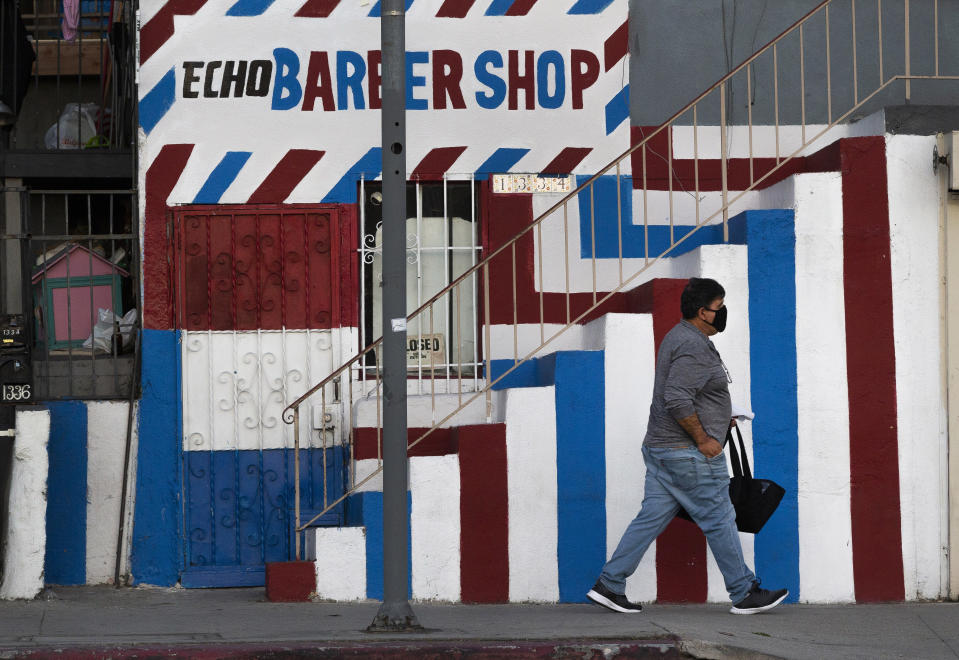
[681,278,725,319]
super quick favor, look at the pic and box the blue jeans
[600,445,756,604]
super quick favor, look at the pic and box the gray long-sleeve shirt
[644,319,731,448]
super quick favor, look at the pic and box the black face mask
[705,305,727,333]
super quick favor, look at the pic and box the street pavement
[0,586,956,659]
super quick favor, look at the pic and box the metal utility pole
[368,0,422,633]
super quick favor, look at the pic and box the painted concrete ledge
[0,407,50,601]
[4,638,781,659]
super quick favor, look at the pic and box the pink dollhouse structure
[31,243,128,350]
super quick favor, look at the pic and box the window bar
[470,176,479,390]
[720,82,729,243]
[358,176,366,390]
[86,195,96,390]
[589,182,597,305]
[694,107,700,224]
[774,44,780,165]
[109,195,119,394]
[443,176,451,382]
[456,285,463,407]
[616,163,623,286]
[800,24,806,145]
[512,242,518,363]
[65,194,74,396]
[826,3,832,123]
[483,264,492,422]
[747,64,754,185]
[557,202,567,324]
[852,0,858,106]
[904,0,910,102]
[642,144,648,263]
[416,182,423,395]
[429,303,436,423]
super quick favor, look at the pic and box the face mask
[705,305,727,333]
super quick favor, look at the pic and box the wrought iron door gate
[172,205,348,587]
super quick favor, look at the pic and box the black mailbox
[0,314,32,404]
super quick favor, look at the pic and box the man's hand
[697,437,723,458]
[676,413,723,457]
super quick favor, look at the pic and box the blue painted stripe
[132,329,181,586]
[568,0,616,14]
[368,0,414,17]
[322,147,383,204]
[484,0,515,15]
[729,209,800,602]
[44,401,88,586]
[552,352,606,603]
[139,68,176,135]
[193,152,253,204]
[474,148,530,180]
[346,492,411,599]
[574,175,727,259]
[604,84,629,135]
[226,0,276,15]
[181,447,346,587]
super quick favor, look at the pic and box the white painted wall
[85,402,139,585]
[886,134,949,599]
[0,409,50,600]
[783,172,855,603]
[410,455,461,602]
[313,527,367,601]
[505,386,559,602]
[583,312,658,603]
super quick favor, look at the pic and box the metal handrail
[283,0,958,558]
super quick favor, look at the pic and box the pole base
[367,600,424,632]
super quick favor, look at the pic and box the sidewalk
[0,586,956,659]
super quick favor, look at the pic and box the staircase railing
[283,0,958,558]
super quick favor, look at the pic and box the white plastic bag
[44,103,98,149]
[81,307,136,353]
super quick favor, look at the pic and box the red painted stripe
[541,147,593,174]
[247,150,325,204]
[628,279,708,603]
[839,137,906,602]
[353,427,456,460]
[436,0,476,18]
[140,0,208,65]
[411,146,468,181]
[294,0,341,17]
[143,144,195,330]
[604,20,629,72]
[457,424,509,603]
[505,0,538,16]
[629,126,809,192]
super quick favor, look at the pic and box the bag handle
[726,425,752,480]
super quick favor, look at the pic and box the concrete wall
[629,0,959,126]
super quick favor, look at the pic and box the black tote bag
[676,426,785,534]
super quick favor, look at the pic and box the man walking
[587,278,788,615]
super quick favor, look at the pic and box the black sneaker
[730,582,788,614]
[586,580,643,613]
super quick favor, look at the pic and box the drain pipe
[114,326,141,587]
